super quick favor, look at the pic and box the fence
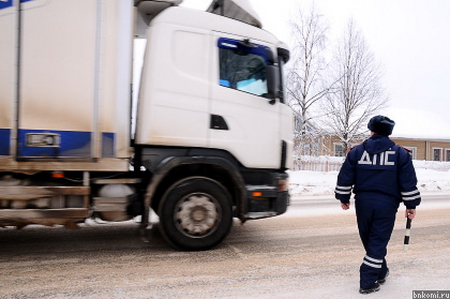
[293,156,344,172]
[294,156,450,172]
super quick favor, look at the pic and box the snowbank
[289,160,450,197]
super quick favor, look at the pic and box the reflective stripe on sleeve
[335,185,352,195]
[401,189,420,201]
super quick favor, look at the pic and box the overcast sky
[180,0,450,138]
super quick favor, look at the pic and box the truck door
[209,35,283,169]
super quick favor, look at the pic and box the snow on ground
[289,160,450,198]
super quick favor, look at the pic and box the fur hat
[367,115,395,136]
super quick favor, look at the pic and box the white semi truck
[0,0,293,250]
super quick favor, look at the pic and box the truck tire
[158,177,233,251]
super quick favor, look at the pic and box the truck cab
[0,0,293,250]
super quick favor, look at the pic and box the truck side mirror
[266,64,279,104]
[277,47,290,63]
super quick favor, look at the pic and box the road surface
[0,194,449,298]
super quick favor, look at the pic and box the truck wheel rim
[175,193,219,237]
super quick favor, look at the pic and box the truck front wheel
[158,177,233,250]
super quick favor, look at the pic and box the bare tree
[287,4,330,158]
[321,20,387,153]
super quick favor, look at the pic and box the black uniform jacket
[335,134,421,209]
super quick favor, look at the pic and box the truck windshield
[218,38,271,98]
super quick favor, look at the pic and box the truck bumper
[245,172,290,220]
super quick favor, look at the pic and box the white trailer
[0,0,293,250]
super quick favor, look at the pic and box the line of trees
[287,4,387,157]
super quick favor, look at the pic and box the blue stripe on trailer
[0,129,11,156]
[17,129,92,158]
[1,129,116,158]
[0,0,13,10]
[0,0,35,10]
[102,132,115,158]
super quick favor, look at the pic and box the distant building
[390,137,450,161]
[320,135,450,161]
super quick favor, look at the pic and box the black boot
[378,269,389,285]
[359,282,380,294]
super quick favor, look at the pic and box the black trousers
[355,195,399,288]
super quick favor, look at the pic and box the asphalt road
[1,194,449,299]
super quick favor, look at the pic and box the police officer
[335,115,421,294]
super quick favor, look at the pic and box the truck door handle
[210,114,229,130]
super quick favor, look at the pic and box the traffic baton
[403,217,412,250]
